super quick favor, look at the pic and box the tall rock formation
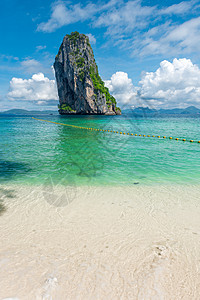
[54,32,121,115]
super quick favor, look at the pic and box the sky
[1,0,200,111]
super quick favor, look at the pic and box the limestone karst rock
[54,32,121,115]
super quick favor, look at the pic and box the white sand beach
[0,184,200,299]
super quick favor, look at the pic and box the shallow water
[1,114,200,186]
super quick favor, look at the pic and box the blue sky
[1,0,200,111]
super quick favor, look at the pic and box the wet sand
[0,184,200,299]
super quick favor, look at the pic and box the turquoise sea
[1,114,200,186]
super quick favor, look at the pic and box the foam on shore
[0,183,200,299]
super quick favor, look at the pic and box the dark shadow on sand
[0,202,6,215]
[0,187,16,216]
[0,159,30,215]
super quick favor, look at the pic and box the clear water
[1,114,200,186]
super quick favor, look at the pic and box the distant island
[0,109,58,116]
[1,106,200,116]
[123,106,200,116]
[54,31,121,115]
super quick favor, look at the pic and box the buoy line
[32,117,200,144]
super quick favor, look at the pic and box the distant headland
[123,106,200,116]
[0,109,58,116]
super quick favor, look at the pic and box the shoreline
[1,184,200,299]
[1,179,200,187]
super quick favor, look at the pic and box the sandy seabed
[0,183,200,300]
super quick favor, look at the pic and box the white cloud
[137,16,200,56]
[104,71,137,105]
[0,54,19,61]
[104,59,200,109]
[165,17,200,53]
[36,45,47,51]
[36,0,200,57]
[7,73,58,104]
[95,0,155,37]
[160,0,195,15]
[20,57,54,77]
[86,33,96,44]
[139,58,200,108]
[37,2,98,32]
[21,59,42,74]
[37,0,119,33]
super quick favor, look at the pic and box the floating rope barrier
[32,117,200,144]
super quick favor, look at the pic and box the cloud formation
[104,59,200,109]
[139,58,200,108]
[37,2,98,32]
[94,0,155,37]
[37,0,118,32]
[135,16,200,56]
[104,72,137,105]
[7,73,58,104]
[21,59,42,74]
[86,33,96,44]
[37,0,200,57]
[36,45,47,51]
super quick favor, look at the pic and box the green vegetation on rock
[86,37,92,49]
[66,31,81,46]
[116,107,121,113]
[76,57,85,68]
[78,70,85,82]
[56,43,63,58]
[59,104,75,112]
[68,31,79,39]
[89,66,117,107]
[75,49,80,55]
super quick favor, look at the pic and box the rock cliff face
[54,32,121,115]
